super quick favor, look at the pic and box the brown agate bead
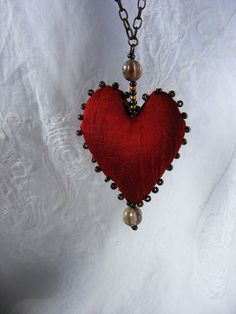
[122,60,142,81]
[123,206,142,229]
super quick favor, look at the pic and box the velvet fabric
[81,86,186,203]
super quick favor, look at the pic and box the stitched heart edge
[76,82,190,208]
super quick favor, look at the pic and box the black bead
[152,187,159,193]
[126,200,132,206]
[91,157,96,163]
[142,94,149,101]
[110,182,117,190]
[157,178,164,186]
[78,114,84,120]
[76,130,82,136]
[167,164,173,171]
[112,82,119,89]
[175,152,180,159]
[124,92,130,99]
[137,201,144,207]
[99,81,106,88]
[83,143,88,149]
[88,89,94,96]
[81,103,86,110]
[145,195,151,202]
[95,166,102,173]
[134,106,141,115]
[155,88,162,93]
[104,176,111,182]
[181,112,188,119]
[185,126,191,133]
[127,53,135,59]
[183,138,187,145]
[130,81,137,87]
[128,109,135,117]
[177,100,183,107]
[118,193,124,200]
[169,90,175,97]
[131,225,138,231]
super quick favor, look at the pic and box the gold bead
[130,95,136,101]
[122,60,142,81]
[123,206,142,229]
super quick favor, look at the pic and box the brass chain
[115,0,146,58]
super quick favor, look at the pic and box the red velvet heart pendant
[79,85,187,204]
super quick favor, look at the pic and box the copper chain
[115,0,146,57]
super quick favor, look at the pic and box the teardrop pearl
[122,60,142,81]
[123,206,142,229]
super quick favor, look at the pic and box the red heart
[81,86,186,203]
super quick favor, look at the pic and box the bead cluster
[129,81,137,107]
[122,58,143,116]
[76,83,191,230]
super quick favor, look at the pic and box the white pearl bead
[123,206,142,229]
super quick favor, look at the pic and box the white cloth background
[0,0,236,313]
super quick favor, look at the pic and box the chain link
[115,0,146,56]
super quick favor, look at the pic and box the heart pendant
[76,82,190,229]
